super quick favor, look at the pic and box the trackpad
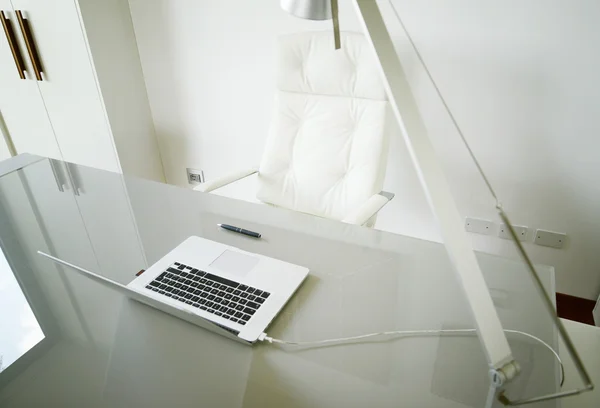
[210,250,259,277]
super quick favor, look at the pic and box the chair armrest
[193,166,259,193]
[342,191,395,226]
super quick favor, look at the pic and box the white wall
[129,0,600,300]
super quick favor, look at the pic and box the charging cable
[260,328,564,386]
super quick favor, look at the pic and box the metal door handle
[15,10,43,81]
[0,10,27,79]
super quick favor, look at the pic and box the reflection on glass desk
[0,156,560,407]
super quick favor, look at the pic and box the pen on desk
[217,224,262,238]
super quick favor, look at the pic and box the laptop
[38,236,309,344]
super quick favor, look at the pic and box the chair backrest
[257,31,390,221]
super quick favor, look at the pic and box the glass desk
[0,156,560,407]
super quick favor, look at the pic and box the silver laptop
[38,236,309,344]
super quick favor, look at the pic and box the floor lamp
[281,0,593,406]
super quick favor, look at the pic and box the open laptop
[38,236,309,344]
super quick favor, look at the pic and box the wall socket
[465,217,495,235]
[498,224,528,241]
[186,168,205,185]
[534,229,566,249]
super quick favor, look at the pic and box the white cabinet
[0,0,164,181]
[0,0,60,161]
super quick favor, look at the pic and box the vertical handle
[330,0,340,50]
[0,10,27,79]
[15,10,43,81]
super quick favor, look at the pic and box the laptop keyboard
[145,262,270,326]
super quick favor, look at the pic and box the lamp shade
[281,0,332,21]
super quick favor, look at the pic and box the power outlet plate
[498,224,528,241]
[534,229,566,249]
[465,217,495,235]
[186,168,205,185]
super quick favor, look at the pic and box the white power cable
[261,328,564,386]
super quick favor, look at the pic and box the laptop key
[215,312,223,316]
[194,290,202,295]
[146,285,152,290]
[231,318,238,323]
[159,290,165,294]
[172,289,181,295]
[192,296,200,302]
[233,290,241,296]
[243,308,255,315]
[254,290,263,296]
[232,296,240,302]
[235,305,244,311]
[226,308,235,315]
[255,297,265,304]
[191,282,199,288]
[239,321,246,326]
[246,288,255,294]
[234,312,243,318]
[211,288,219,294]
[192,303,200,308]
[192,276,200,282]
[150,281,160,287]
[200,279,207,284]
[246,301,260,309]
[165,293,172,297]
[218,291,226,297]
[206,301,215,308]
[260,292,270,299]
[223,315,230,320]
[220,306,228,312]
[208,309,215,314]
[247,295,256,301]
[152,288,159,292]
[238,285,248,291]
[186,301,193,305]
[198,285,206,291]
[240,292,248,298]
[172,296,179,300]
[178,298,186,303]
[204,273,239,288]
[200,306,207,311]
[200,292,208,298]
[181,285,190,292]
[225,294,232,300]
[185,279,193,285]
[226,287,234,293]
[241,314,251,321]
[174,283,182,288]
[208,295,215,301]
[178,265,186,270]
[221,300,229,307]
[200,299,207,305]
[239,299,247,305]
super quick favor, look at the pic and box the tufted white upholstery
[256,31,390,221]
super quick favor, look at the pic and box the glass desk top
[0,156,560,407]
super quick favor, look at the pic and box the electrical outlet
[498,224,528,241]
[465,217,495,235]
[186,168,205,185]
[534,229,566,249]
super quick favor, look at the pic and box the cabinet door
[10,0,120,173]
[0,2,60,161]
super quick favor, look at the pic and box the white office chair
[196,31,393,227]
